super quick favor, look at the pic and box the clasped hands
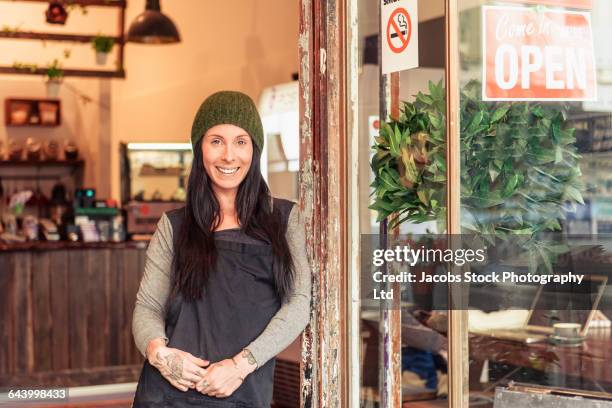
[147,340,256,398]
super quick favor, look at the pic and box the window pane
[459,0,612,405]
[356,1,449,405]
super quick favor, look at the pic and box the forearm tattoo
[242,349,257,366]
[155,351,184,382]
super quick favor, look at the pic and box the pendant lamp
[127,0,181,44]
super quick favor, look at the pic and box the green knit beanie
[190,91,264,153]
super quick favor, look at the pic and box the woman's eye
[211,139,221,145]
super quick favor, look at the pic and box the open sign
[483,6,597,101]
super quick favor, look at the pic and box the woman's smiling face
[201,124,253,195]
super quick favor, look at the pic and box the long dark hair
[171,138,294,303]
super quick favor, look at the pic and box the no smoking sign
[381,0,419,74]
[387,8,412,53]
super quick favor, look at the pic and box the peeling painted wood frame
[377,0,467,406]
[346,0,361,406]
[299,0,348,406]
[299,0,467,406]
[445,0,470,407]
[378,42,403,408]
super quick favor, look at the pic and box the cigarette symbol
[390,14,408,39]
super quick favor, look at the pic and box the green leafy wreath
[370,80,584,272]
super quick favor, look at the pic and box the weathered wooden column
[298,0,348,406]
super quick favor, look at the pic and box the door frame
[298,0,467,406]
[298,0,350,407]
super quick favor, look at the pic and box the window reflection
[460,0,612,405]
[357,0,449,406]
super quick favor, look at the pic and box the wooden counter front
[0,243,148,387]
[469,330,612,386]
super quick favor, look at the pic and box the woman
[132,91,312,407]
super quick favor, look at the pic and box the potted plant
[370,80,584,273]
[45,59,64,97]
[92,35,114,65]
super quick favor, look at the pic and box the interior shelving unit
[0,159,84,183]
[0,0,127,78]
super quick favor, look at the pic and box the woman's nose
[222,145,235,162]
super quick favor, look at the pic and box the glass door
[455,0,612,406]
[348,0,450,406]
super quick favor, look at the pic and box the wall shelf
[0,31,123,44]
[0,0,126,7]
[5,98,61,126]
[0,160,85,187]
[0,0,127,79]
[0,66,125,78]
[0,159,84,168]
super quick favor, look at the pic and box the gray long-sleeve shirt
[132,204,312,368]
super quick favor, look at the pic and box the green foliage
[2,24,22,33]
[12,61,38,73]
[369,80,447,232]
[370,80,584,273]
[65,2,89,15]
[46,59,64,81]
[92,35,114,53]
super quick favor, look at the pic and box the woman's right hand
[147,339,210,392]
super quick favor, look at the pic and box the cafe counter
[0,240,149,387]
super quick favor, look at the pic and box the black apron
[133,198,294,408]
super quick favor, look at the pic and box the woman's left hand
[196,350,257,398]
[195,359,244,398]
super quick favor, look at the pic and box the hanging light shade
[127,0,181,44]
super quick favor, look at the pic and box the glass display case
[119,142,192,235]
[120,142,192,203]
